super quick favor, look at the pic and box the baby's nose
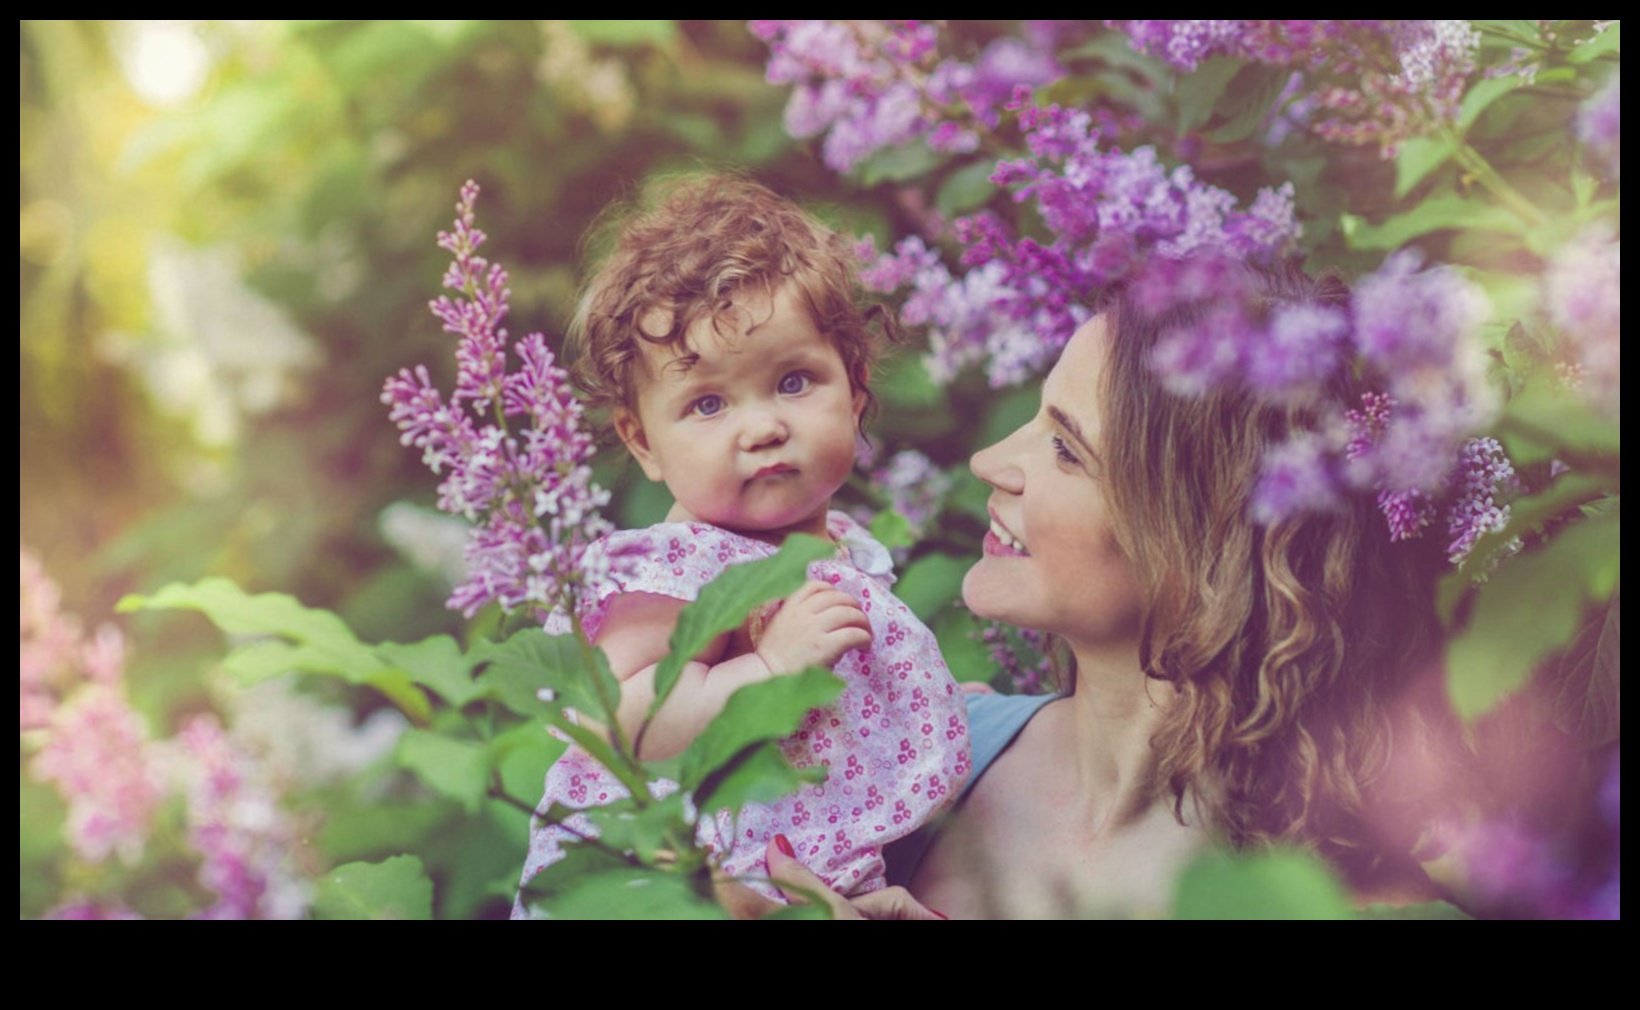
[739,406,789,450]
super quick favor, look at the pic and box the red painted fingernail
[773,834,796,858]
[929,908,950,920]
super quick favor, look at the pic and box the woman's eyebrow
[1048,405,1098,458]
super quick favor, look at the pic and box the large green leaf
[1447,512,1620,720]
[895,552,970,621]
[474,629,620,724]
[1341,195,1525,250]
[584,791,690,865]
[1457,75,1526,130]
[679,667,845,798]
[397,729,490,812]
[1203,64,1291,144]
[857,142,943,185]
[539,868,727,920]
[312,855,434,920]
[491,721,568,811]
[377,635,485,709]
[869,509,915,551]
[1566,22,1619,63]
[650,535,835,717]
[1175,56,1245,133]
[1394,136,1459,198]
[1551,591,1621,748]
[1172,849,1354,920]
[693,742,829,821]
[936,160,1000,217]
[118,578,432,720]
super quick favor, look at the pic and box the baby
[519,175,969,903]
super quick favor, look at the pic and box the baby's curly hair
[567,174,891,434]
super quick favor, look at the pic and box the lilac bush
[382,181,620,624]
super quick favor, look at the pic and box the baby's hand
[753,580,872,677]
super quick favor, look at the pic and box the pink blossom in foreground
[173,715,308,919]
[32,684,164,864]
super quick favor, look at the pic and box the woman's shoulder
[964,692,1059,795]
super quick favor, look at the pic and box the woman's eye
[777,372,812,395]
[1052,435,1080,465]
[690,394,725,417]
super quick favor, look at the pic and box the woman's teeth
[991,521,1028,555]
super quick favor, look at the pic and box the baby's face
[616,283,864,543]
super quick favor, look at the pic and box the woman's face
[963,316,1143,649]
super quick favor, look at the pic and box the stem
[1452,140,1550,229]
[494,782,648,869]
[1475,23,1551,51]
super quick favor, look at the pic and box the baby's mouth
[751,463,798,479]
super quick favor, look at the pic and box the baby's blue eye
[691,394,725,417]
[778,372,812,395]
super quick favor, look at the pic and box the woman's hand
[762,836,946,919]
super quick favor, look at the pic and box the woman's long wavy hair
[1094,261,1451,883]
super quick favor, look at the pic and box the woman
[748,263,1451,918]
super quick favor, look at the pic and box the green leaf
[651,535,835,716]
[895,552,970,622]
[1550,592,1621,748]
[397,729,490,812]
[584,791,690,864]
[857,141,943,185]
[538,868,727,920]
[569,20,677,46]
[935,160,999,217]
[693,741,829,819]
[679,668,845,796]
[1203,64,1291,144]
[1175,56,1245,132]
[870,509,915,550]
[312,856,433,920]
[1341,195,1525,250]
[377,635,485,709]
[491,722,567,810]
[1500,382,1622,461]
[1447,513,1620,720]
[474,629,619,724]
[1172,849,1354,920]
[1457,75,1525,130]
[1566,23,1619,64]
[1394,135,1459,198]
[874,350,943,409]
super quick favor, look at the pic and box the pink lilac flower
[31,684,164,864]
[1578,71,1620,179]
[1543,226,1620,418]
[383,181,619,624]
[173,715,307,919]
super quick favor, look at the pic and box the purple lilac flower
[1108,21,1479,157]
[1349,250,1494,492]
[1251,433,1342,524]
[383,181,618,624]
[173,715,307,919]
[868,450,954,539]
[980,623,1053,696]
[1578,71,1620,179]
[1543,226,1620,418]
[1444,437,1516,564]
[752,21,1061,173]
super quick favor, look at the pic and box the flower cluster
[383,181,620,623]
[861,100,1300,387]
[1108,20,1481,156]
[171,715,309,919]
[867,449,954,539]
[1543,226,1621,418]
[1577,70,1620,179]
[980,623,1053,696]
[22,548,162,863]
[1132,250,1510,563]
[750,21,1060,173]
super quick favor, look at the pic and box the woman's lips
[983,528,1029,558]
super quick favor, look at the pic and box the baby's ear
[851,366,870,423]
[614,407,665,482]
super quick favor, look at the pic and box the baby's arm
[598,582,872,761]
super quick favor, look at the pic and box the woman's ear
[614,406,665,482]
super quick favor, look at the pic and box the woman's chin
[961,558,1024,625]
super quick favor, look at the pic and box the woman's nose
[970,426,1024,493]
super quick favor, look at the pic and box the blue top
[884,691,1059,888]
